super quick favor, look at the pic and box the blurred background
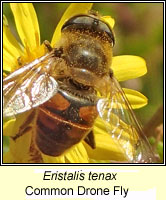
[3,3,164,161]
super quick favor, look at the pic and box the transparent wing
[97,76,156,163]
[3,52,62,117]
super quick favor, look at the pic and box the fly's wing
[3,52,63,118]
[97,76,156,163]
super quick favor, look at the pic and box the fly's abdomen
[36,91,97,156]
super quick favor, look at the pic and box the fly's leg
[11,110,36,141]
[43,40,53,52]
[9,110,43,162]
[84,130,96,149]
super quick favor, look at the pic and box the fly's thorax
[58,31,113,77]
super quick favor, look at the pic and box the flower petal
[112,55,147,81]
[3,118,16,136]
[3,53,17,72]
[42,154,66,163]
[123,88,148,109]
[10,130,32,163]
[10,3,40,51]
[3,111,32,137]
[3,151,15,163]
[51,3,93,46]
[42,142,89,163]
[65,143,89,163]
[84,116,138,162]
[84,133,128,161]
[101,16,115,29]
[3,15,23,72]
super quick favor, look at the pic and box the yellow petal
[3,111,32,137]
[10,3,40,51]
[84,131,128,161]
[3,15,23,72]
[3,151,15,163]
[3,118,16,136]
[51,3,93,46]
[112,55,147,81]
[42,142,89,163]
[87,117,137,161]
[123,88,148,109]
[101,16,115,29]
[10,130,32,163]
[42,154,66,163]
[3,52,17,72]
[65,143,89,163]
[3,71,8,78]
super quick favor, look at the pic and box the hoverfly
[3,13,156,163]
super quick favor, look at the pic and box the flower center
[16,43,47,69]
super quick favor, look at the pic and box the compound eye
[62,15,115,46]
[97,21,115,46]
[62,15,94,30]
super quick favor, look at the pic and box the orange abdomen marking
[35,91,97,156]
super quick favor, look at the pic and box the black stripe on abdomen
[35,106,91,157]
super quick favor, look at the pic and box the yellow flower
[3,3,148,163]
